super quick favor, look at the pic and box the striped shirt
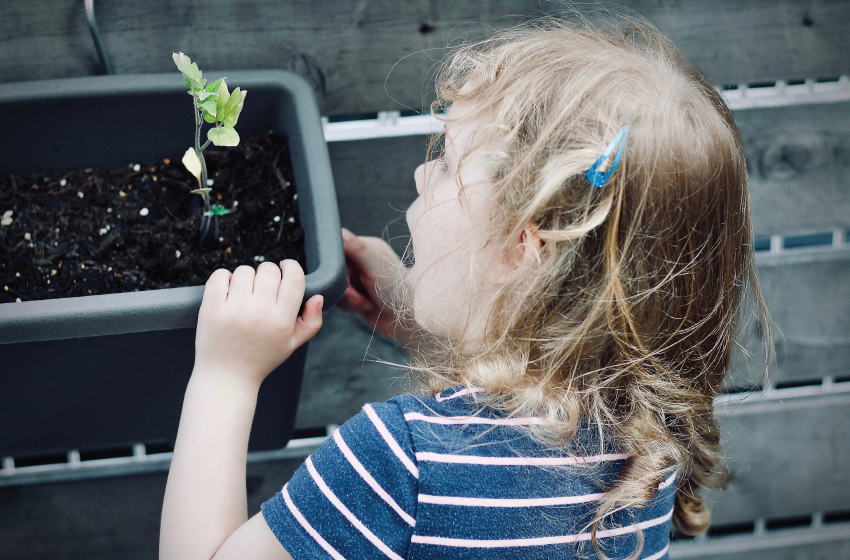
[262,386,675,559]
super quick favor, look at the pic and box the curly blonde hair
[392,14,770,557]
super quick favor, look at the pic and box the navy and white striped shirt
[262,386,675,559]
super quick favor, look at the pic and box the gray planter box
[0,71,346,459]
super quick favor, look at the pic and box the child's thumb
[293,294,324,346]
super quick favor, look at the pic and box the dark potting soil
[0,131,305,304]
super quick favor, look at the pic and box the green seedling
[204,203,231,241]
[172,52,246,243]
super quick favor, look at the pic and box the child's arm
[159,260,323,560]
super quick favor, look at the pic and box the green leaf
[199,98,217,118]
[208,126,240,147]
[206,78,224,93]
[172,52,203,85]
[190,188,212,195]
[222,87,246,128]
[204,204,231,217]
[196,90,216,101]
[172,52,190,75]
[203,111,217,124]
[215,81,231,124]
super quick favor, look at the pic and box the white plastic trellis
[0,432,330,488]
[322,76,850,143]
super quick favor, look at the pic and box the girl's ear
[487,224,542,284]
[518,225,543,264]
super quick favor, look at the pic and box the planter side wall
[0,332,306,457]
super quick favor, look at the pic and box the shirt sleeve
[261,401,419,560]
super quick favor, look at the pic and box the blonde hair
[393,14,770,557]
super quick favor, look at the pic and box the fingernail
[317,295,324,309]
[341,229,352,242]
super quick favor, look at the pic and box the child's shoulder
[384,385,490,418]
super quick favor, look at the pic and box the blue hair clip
[585,125,630,188]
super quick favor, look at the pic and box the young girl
[160,16,766,560]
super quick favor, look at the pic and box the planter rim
[0,71,346,344]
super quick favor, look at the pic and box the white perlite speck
[16,272,20,277]
[1,210,12,227]
[273,216,281,222]
[16,298,21,302]
[107,208,113,213]
[60,179,67,186]
[24,233,31,241]
[77,191,84,198]
[175,250,181,258]
[254,255,265,262]
[219,237,224,242]
[139,208,149,216]
[207,179,214,186]
[288,217,295,223]
[133,164,141,172]
[99,228,108,236]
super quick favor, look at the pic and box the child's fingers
[276,260,306,313]
[342,229,399,275]
[228,265,256,302]
[253,261,282,301]
[202,268,232,307]
[293,294,324,346]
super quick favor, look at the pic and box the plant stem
[192,88,211,243]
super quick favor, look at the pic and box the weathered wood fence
[1,1,850,558]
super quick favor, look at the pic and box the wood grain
[709,392,850,524]
[738,101,850,237]
[1,1,849,115]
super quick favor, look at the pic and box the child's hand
[338,228,415,345]
[193,260,323,388]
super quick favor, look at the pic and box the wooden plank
[328,135,423,253]
[737,101,850,237]
[1,1,849,116]
[671,525,850,560]
[0,458,304,559]
[708,391,850,525]
[727,254,850,388]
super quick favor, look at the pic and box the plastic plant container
[0,71,346,459]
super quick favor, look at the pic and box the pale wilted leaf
[182,147,202,178]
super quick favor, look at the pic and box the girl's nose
[414,159,439,196]
[414,162,426,196]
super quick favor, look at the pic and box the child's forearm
[160,368,260,560]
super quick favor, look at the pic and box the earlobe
[486,225,542,285]
[518,225,542,265]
